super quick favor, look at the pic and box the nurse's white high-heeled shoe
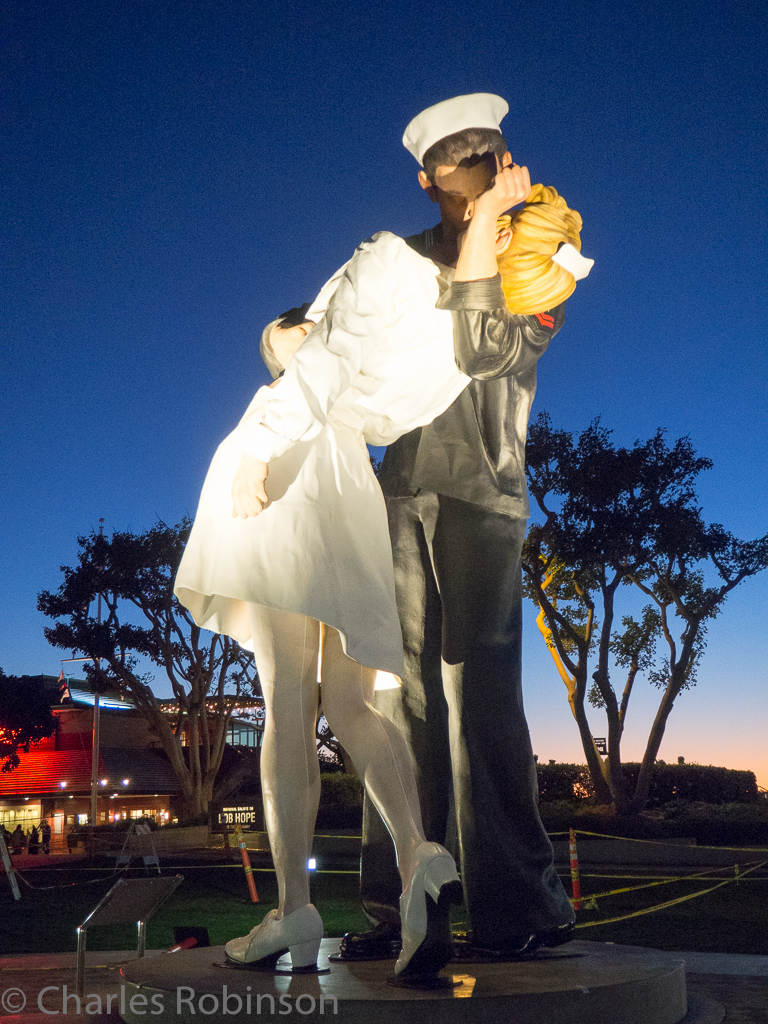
[225,904,324,971]
[395,842,463,978]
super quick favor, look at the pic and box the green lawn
[1,862,766,956]
[0,864,369,955]
[571,868,768,953]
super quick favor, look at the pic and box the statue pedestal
[117,939,714,1024]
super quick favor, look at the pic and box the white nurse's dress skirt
[175,390,405,676]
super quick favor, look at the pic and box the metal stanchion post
[76,926,87,999]
[569,828,582,911]
[0,833,21,901]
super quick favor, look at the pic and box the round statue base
[118,939,707,1024]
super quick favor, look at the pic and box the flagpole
[89,688,100,828]
[89,519,105,832]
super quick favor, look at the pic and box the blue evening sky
[2,0,766,783]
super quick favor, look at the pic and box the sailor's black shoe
[330,921,402,962]
[452,920,576,963]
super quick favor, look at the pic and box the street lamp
[61,655,100,825]
[60,520,106,834]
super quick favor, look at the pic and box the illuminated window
[226,721,263,748]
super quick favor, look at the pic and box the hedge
[315,772,364,829]
[538,799,768,845]
[535,762,759,806]
[536,763,593,802]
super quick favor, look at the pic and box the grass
[2,859,767,957]
[571,867,768,954]
[0,863,369,956]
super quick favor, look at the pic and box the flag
[58,669,70,701]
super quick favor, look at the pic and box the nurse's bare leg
[248,604,321,918]
[319,627,425,887]
[321,627,461,976]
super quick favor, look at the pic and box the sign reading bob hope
[213,805,259,830]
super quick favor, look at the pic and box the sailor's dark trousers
[360,491,573,945]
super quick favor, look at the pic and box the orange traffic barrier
[234,825,259,903]
[166,937,198,953]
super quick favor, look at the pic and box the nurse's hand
[232,455,269,518]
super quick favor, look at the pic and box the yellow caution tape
[313,833,362,839]
[578,861,765,901]
[574,858,768,928]
[567,829,768,854]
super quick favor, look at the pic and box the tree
[38,521,259,817]
[0,671,57,772]
[522,414,768,814]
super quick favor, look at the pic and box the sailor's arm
[439,275,565,380]
[439,160,562,378]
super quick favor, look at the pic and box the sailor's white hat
[403,93,509,166]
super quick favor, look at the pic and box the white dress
[174,232,470,676]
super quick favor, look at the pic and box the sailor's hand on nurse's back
[276,302,311,327]
[268,321,314,370]
[232,455,269,518]
[473,162,531,222]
